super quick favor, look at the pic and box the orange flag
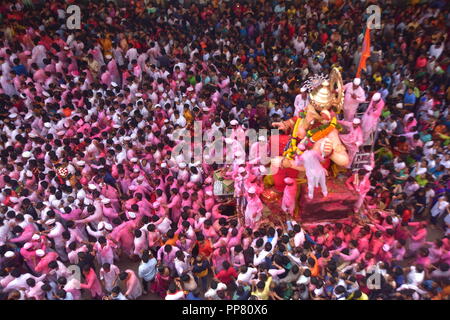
[356,27,371,78]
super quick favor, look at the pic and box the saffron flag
[356,27,371,78]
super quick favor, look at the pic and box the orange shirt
[63,107,72,117]
[198,240,213,258]
[432,285,450,300]
[309,254,320,277]
[164,234,179,246]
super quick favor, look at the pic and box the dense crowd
[0,0,449,300]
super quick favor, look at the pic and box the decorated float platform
[261,174,359,224]
[260,133,360,224]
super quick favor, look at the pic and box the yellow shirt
[251,276,272,300]
[347,292,369,300]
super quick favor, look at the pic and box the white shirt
[431,200,449,217]
[407,267,425,286]
[236,267,257,285]
[165,290,185,300]
[174,256,190,276]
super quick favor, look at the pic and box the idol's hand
[322,139,333,157]
[272,122,287,131]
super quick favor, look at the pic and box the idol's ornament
[271,67,349,199]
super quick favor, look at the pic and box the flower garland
[283,115,341,160]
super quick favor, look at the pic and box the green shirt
[416,175,428,187]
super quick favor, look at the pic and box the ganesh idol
[269,68,350,197]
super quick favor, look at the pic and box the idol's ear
[330,67,344,114]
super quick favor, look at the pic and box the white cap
[111,82,118,87]
[128,212,136,219]
[425,141,434,147]
[248,187,256,194]
[101,198,111,204]
[300,87,307,93]
[353,78,361,86]
[26,171,33,178]
[133,168,140,173]
[205,190,213,196]
[372,93,381,101]
[28,132,38,138]
[135,93,143,97]
[104,223,113,231]
[160,163,167,168]
[23,242,33,250]
[42,91,50,97]
[4,251,15,258]
[32,234,40,241]
[416,168,427,175]
[153,202,160,208]
[64,46,69,50]
[258,136,266,142]
[382,244,390,252]
[395,162,406,170]
[353,118,361,125]
[45,219,56,226]
[105,54,112,59]
[179,162,187,169]
[137,176,144,182]
[9,197,18,203]
[9,113,18,119]
[36,249,45,257]
[22,151,32,158]
[88,184,97,190]
[259,165,267,174]
[131,158,138,163]
[396,103,403,109]
[123,136,132,141]
[44,122,51,128]
[98,221,105,230]
[230,120,239,126]
[77,160,85,166]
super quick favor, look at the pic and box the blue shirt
[12,64,27,76]
[138,258,157,281]
[104,172,116,186]
[186,292,203,300]
[404,92,416,105]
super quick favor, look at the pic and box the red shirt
[216,267,238,284]
[402,209,412,223]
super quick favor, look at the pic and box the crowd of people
[0,0,449,300]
